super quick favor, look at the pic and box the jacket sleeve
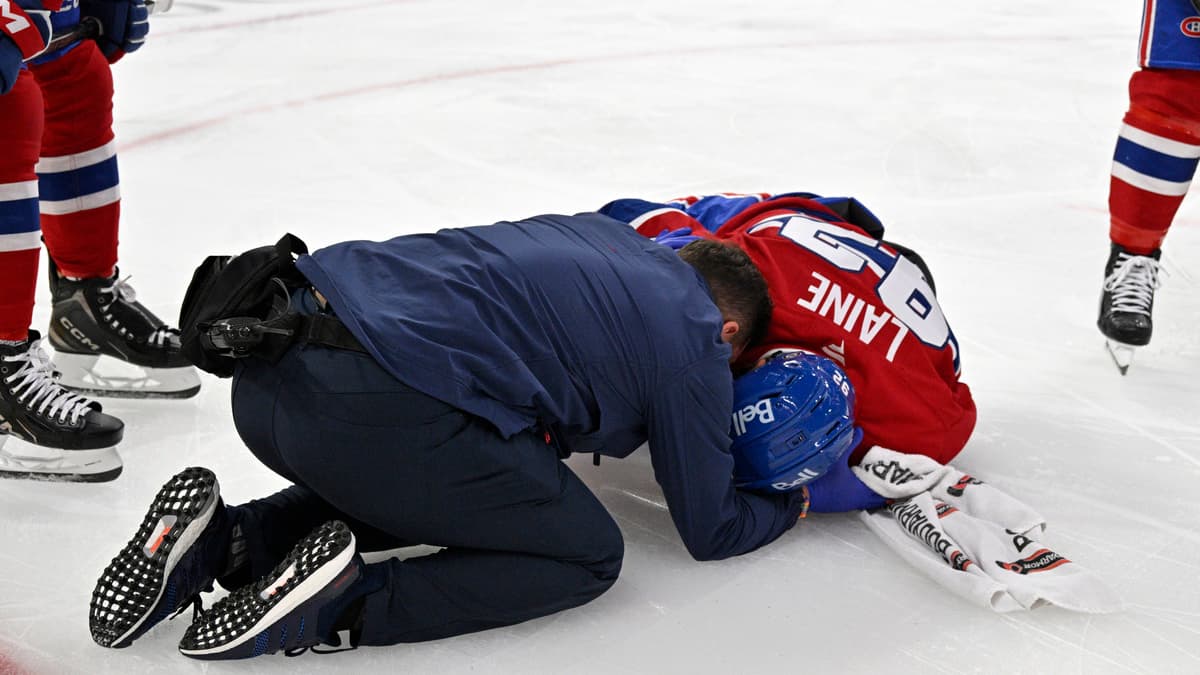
[645,355,806,561]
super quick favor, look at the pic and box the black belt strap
[295,313,368,353]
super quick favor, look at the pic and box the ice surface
[2,1,1198,673]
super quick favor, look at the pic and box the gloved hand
[80,0,149,62]
[805,447,886,513]
[652,227,701,251]
[0,7,51,95]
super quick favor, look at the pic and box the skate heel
[53,351,201,399]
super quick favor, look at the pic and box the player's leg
[0,69,122,481]
[30,41,199,398]
[1100,67,1200,371]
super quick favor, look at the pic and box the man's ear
[720,320,741,343]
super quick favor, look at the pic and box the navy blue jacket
[296,212,804,560]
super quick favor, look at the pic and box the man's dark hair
[677,240,772,351]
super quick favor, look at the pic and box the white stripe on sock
[1111,162,1192,196]
[1120,123,1200,159]
[34,140,119,174]
[0,180,38,202]
[0,231,43,252]
[39,186,121,216]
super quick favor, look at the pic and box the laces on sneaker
[2,337,95,424]
[168,584,215,623]
[1103,253,1166,315]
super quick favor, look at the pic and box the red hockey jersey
[599,192,976,465]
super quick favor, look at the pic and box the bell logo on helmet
[772,468,822,491]
[731,399,775,437]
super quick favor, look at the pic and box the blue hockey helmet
[729,350,863,493]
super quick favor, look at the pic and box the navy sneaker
[90,467,228,647]
[179,520,361,660]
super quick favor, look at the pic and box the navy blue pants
[229,342,624,644]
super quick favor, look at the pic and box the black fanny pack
[178,233,310,377]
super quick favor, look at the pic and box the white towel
[852,447,1123,614]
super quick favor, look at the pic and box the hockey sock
[1109,68,1200,253]
[31,43,120,279]
[0,249,39,341]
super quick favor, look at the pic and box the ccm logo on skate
[1182,17,1200,37]
[58,317,101,351]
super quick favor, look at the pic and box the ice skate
[47,263,201,399]
[0,331,123,482]
[1097,243,1163,375]
[90,467,230,648]
[179,521,362,660]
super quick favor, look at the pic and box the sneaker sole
[179,522,357,660]
[90,467,219,648]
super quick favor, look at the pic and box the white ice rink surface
[3,0,1200,673]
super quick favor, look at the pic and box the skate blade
[51,352,201,399]
[0,436,123,483]
[1105,340,1136,376]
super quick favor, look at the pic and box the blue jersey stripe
[1114,136,1200,183]
[37,155,119,202]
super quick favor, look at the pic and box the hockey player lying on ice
[87,193,975,660]
[600,191,977,470]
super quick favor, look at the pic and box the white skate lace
[101,276,178,347]
[1103,254,1166,316]
[2,337,95,425]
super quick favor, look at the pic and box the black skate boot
[0,331,124,482]
[48,261,201,399]
[1097,243,1163,375]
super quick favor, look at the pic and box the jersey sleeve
[598,198,708,238]
[2,2,50,60]
[644,357,806,561]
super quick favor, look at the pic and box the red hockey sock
[0,249,39,341]
[1108,68,1200,254]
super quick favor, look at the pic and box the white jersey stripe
[34,140,118,174]
[39,186,121,215]
[1112,162,1192,196]
[1120,123,1200,159]
[629,207,688,230]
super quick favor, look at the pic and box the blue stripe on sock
[1114,137,1200,183]
[37,155,119,202]
[0,198,39,234]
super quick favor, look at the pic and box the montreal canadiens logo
[1182,17,1200,37]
